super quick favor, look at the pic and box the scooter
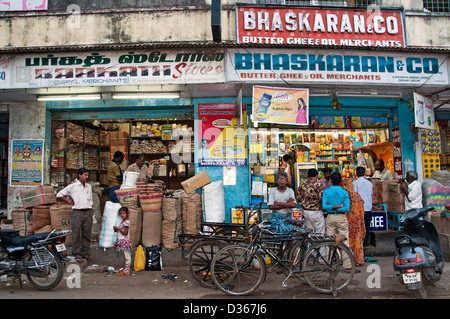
[393,207,444,298]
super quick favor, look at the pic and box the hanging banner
[198,103,247,166]
[11,139,44,186]
[236,6,406,48]
[414,92,435,129]
[252,86,309,125]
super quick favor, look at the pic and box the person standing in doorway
[57,168,94,263]
[107,151,125,203]
[353,166,373,246]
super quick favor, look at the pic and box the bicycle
[210,222,355,296]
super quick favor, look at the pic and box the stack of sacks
[161,195,183,250]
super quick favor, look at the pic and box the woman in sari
[342,178,366,266]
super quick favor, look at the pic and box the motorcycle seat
[0,232,51,246]
[410,235,429,247]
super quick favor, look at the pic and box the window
[255,0,375,8]
[423,0,450,12]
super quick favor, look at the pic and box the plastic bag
[134,245,146,272]
[145,246,162,271]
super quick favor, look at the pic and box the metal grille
[254,0,376,8]
[423,0,450,12]
[30,247,54,267]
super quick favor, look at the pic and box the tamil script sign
[0,50,225,89]
[236,6,406,48]
[225,49,449,86]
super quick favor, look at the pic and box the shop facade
[1,3,449,226]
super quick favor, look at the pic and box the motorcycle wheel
[26,254,64,291]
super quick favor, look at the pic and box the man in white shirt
[353,166,373,246]
[267,171,297,233]
[372,159,394,181]
[127,155,151,180]
[400,171,423,211]
[57,168,94,263]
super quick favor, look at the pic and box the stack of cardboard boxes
[387,182,406,213]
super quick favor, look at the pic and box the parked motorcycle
[0,228,71,292]
[393,207,444,298]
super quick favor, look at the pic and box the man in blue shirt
[322,172,352,269]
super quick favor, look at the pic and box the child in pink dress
[113,207,132,276]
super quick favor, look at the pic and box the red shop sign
[236,6,406,48]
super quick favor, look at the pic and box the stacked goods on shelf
[66,122,83,143]
[109,131,128,161]
[84,127,99,146]
[85,148,99,170]
[67,144,83,169]
[130,139,167,154]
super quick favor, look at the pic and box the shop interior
[50,118,195,193]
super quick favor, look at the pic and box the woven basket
[115,188,140,207]
[139,192,164,211]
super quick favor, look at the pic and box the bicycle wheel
[188,239,228,288]
[301,242,355,294]
[211,244,266,296]
[286,240,310,282]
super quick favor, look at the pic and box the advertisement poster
[392,127,403,180]
[0,0,47,12]
[252,86,309,125]
[198,103,247,166]
[11,139,44,186]
[414,92,435,130]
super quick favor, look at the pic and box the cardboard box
[388,182,402,193]
[387,201,405,213]
[181,171,211,193]
[388,192,405,203]
[20,185,56,208]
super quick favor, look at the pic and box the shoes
[365,256,378,263]
[117,271,130,276]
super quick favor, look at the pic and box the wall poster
[11,139,44,186]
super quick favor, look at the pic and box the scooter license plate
[402,272,421,284]
[55,244,66,252]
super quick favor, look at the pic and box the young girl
[113,207,132,276]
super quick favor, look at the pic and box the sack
[99,202,122,248]
[162,219,182,250]
[181,193,202,234]
[162,196,181,221]
[127,206,143,247]
[202,181,225,223]
[145,246,162,271]
[49,204,73,247]
[134,245,146,272]
[12,208,33,236]
[141,210,162,246]
[31,205,52,230]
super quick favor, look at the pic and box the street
[1,256,449,300]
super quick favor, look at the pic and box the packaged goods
[371,179,383,204]
[20,185,56,208]
[181,193,202,234]
[142,210,162,247]
[12,208,33,236]
[99,202,122,248]
[31,205,52,230]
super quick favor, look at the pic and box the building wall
[0,0,448,49]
